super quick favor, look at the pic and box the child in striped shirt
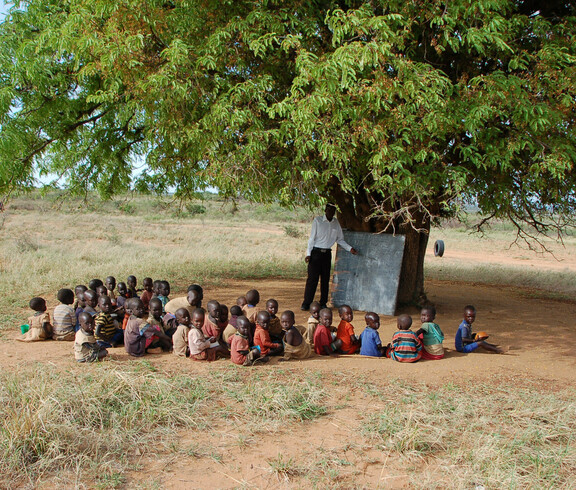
[386,314,422,362]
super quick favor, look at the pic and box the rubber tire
[434,240,445,257]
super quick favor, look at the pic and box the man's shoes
[300,304,310,311]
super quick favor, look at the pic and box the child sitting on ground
[242,289,260,326]
[230,316,262,366]
[415,306,445,360]
[254,311,283,357]
[115,282,129,309]
[147,297,176,342]
[73,285,88,312]
[96,285,108,300]
[266,299,284,343]
[218,304,230,335]
[140,277,154,312]
[222,305,242,346]
[124,298,172,356]
[156,280,170,310]
[359,312,384,357]
[75,312,108,362]
[386,314,422,362]
[82,290,99,317]
[187,284,204,308]
[336,305,360,354]
[202,300,222,340]
[127,275,139,298]
[18,297,53,342]
[95,296,124,347]
[313,308,341,356]
[306,301,321,345]
[188,308,228,361]
[172,308,191,357]
[52,288,76,341]
[279,310,312,361]
[74,285,88,331]
[455,305,506,354]
[105,276,117,305]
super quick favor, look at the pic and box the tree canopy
[1,0,575,241]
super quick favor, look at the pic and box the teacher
[301,204,357,311]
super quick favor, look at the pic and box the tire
[434,240,445,257]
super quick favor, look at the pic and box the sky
[0,2,11,20]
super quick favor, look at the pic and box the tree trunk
[329,186,430,307]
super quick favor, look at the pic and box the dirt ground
[2,271,576,488]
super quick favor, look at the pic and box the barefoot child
[222,305,242,346]
[73,285,88,312]
[105,276,117,305]
[116,282,129,308]
[415,306,445,360]
[230,316,261,366]
[127,275,138,299]
[75,312,108,362]
[202,300,222,340]
[82,290,99,317]
[188,308,228,361]
[94,296,124,347]
[336,305,359,354]
[124,298,171,356]
[140,277,154,312]
[52,288,76,341]
[157,280,170,310]
[148,297,175,342]
[455,305,505,354]
[386,314,422,362]
[242,289,260,326]
[359,312,384,357]
[306,301,321,345]
[18,297,52,342]
[254,311,283,357]
[280,310,312,361]
[266,299,284,343]
[172,308,191,357]
[313,308,341,356]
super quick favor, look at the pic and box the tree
[1,0,575,303]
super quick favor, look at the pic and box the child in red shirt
[253,311,282,356]
[313,308,341,356]
[230,316,262,366]
[336,304,360,354]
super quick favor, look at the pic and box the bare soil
[2,271,575,488]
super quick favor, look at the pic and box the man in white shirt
[301,204,357,310]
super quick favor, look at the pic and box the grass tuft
[360,381,576,488]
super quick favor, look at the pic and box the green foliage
[0,0,575,239]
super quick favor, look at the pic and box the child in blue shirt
[455,305,504,354]
[359,312,384,357]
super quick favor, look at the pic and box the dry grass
[359,379,576,488]
[1,195,576,487]
[0,363,328,488]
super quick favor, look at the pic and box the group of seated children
[18,275,506,364]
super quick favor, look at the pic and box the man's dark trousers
[303,248,332,308]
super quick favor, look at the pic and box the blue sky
[1,2,11,19]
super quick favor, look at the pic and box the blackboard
[331,231,405,315]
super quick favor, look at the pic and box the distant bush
[185,203,207,215]
[15,235,39,252]
[117,202,135,215]
[283,224,306,239]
